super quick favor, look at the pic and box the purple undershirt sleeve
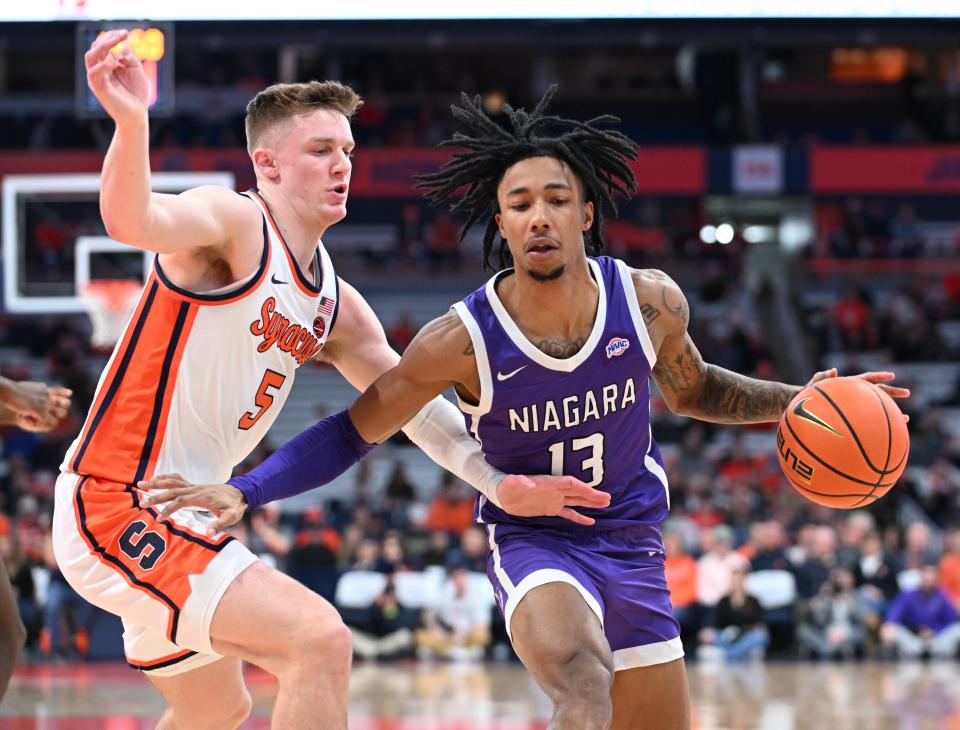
[227,409,376,511]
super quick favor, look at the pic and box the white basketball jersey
[62,190,338,485]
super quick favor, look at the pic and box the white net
[82,280,143,350]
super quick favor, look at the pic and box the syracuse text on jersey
[249,296,324,365]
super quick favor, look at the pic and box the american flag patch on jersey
[318,297,335,317]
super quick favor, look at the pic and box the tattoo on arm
[639,303,660,324]
[695,365,799,423]
[652,342,703,395]
[661,286,689,327]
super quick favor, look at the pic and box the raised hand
[496,474,612,526]
[84,29,150,123]
[4,381,71,432]
[138,473,248,536]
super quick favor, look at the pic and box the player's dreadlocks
[416,85,639,270]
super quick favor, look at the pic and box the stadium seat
[334,570,387,608]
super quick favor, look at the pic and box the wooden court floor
[3,660,960,729]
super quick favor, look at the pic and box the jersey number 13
[547,433,605,487]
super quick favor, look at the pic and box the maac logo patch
[605,337,630,359]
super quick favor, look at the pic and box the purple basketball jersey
[452,256,670,531]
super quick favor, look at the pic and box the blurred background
[2,3,960,728]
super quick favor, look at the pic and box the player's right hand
[84,29,150,124]
[138,474,248,535]
[496,474,612,527]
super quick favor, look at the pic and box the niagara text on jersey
[452,256,670,531]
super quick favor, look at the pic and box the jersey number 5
[239,370,287,431]
[547,432,605,487]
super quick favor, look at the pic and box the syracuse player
[53,30,608,730]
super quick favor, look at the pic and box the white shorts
[52,472,259,677]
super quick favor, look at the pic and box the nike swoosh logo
[497,366,527,381]
[271,274,288,285]
[793,397,840,435]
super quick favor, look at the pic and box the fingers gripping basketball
[776,376,910,509]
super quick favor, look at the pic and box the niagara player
[145,87,907,729]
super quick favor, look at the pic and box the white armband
[402,395,504,509]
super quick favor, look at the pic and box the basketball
[776,377,910,509]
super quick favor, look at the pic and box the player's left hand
[138,473,248,535]
[806,369,910,419]
[496,474,612,527]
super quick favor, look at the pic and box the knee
[294,612,353,674]
[548,647,614,717]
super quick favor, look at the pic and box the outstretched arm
[86,29,255,255]
[140,284,609,531]
[634,269,908,424]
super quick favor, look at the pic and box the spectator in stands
[736,522,764,563]
[696,524,750,623]
[881,563,960,659]
[697,567,769,662]
[854,530,901,620]
[797,567,869,659]
[381,532,411,573]
[421,530,453,568]
[288,506,341,602]
[676,422,713,479]
[664,530,699,644]
[750,521,792,572]
[40,534,92,659]
[446,526,488,573]
[793,525,838,599]
[786,523,817,567]
[425,475,476,536]
[939,528,960,610]
[348,573,419,661]
[889,203,924,258]
[837,512,876,569]
[350,501,386,539]
[415,564,492,661]
[337,523,365,570]
[831,284,873,351]
[910,409,952,468]
[351,538,386,572]
[248,502,293,571]
[897,522,940,582]
[915,458,960,526]
[381,462,417,531]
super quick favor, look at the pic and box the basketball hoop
[82,280,142,350]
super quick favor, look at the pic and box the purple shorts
[485,523,683,672]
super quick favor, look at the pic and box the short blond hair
[244,80,363,154]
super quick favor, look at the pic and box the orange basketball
[776,376,909,509]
